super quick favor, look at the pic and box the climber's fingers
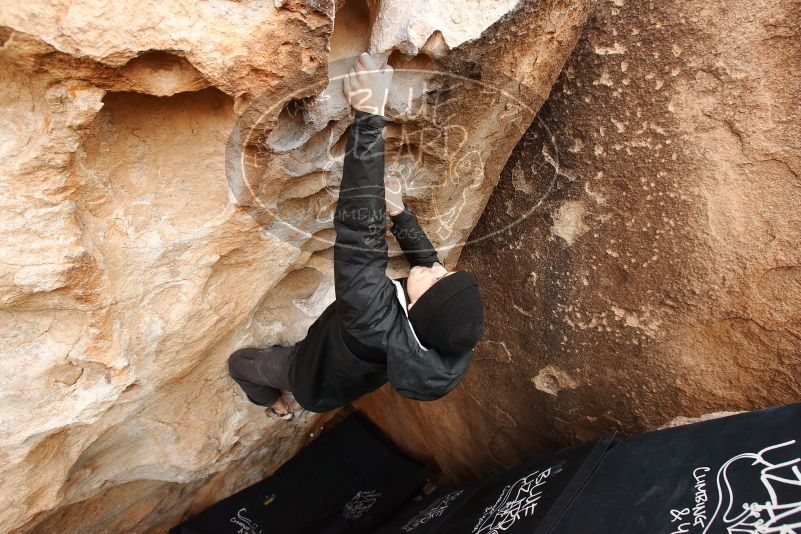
[344,67,371,107]
[356,52,378,73]
[384,174,401,193]
[356,52,373,70]
[346,53,392,115]
[349,64,365,85]
[347,66,362,89]
[348,66,372,98]
[354,53,366,68]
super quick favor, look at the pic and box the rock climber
[228,53,485,420]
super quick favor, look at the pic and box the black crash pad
[552,402,801,533]
[170,415,430,534]
[376,433,616,534]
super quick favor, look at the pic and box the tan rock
[659,411,744,430]
[0,0,591,531]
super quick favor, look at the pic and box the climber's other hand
[343,52,393,117]
[384,173,405,216]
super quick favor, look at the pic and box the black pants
[228,345,297,406]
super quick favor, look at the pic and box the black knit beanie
[408,271,484,355]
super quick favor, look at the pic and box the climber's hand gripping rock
[343,52,394,117]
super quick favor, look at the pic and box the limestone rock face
[357,0,801,483]
[0,0,591,531]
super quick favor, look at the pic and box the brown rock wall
[358,0,801,483]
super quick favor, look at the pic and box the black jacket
[289,111,476,413]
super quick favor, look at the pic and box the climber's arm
[382,143,440,268]
[333,111,392,331]
[389,205,440,267]
[334,54,396,336]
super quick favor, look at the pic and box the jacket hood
[387,279,475,400]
